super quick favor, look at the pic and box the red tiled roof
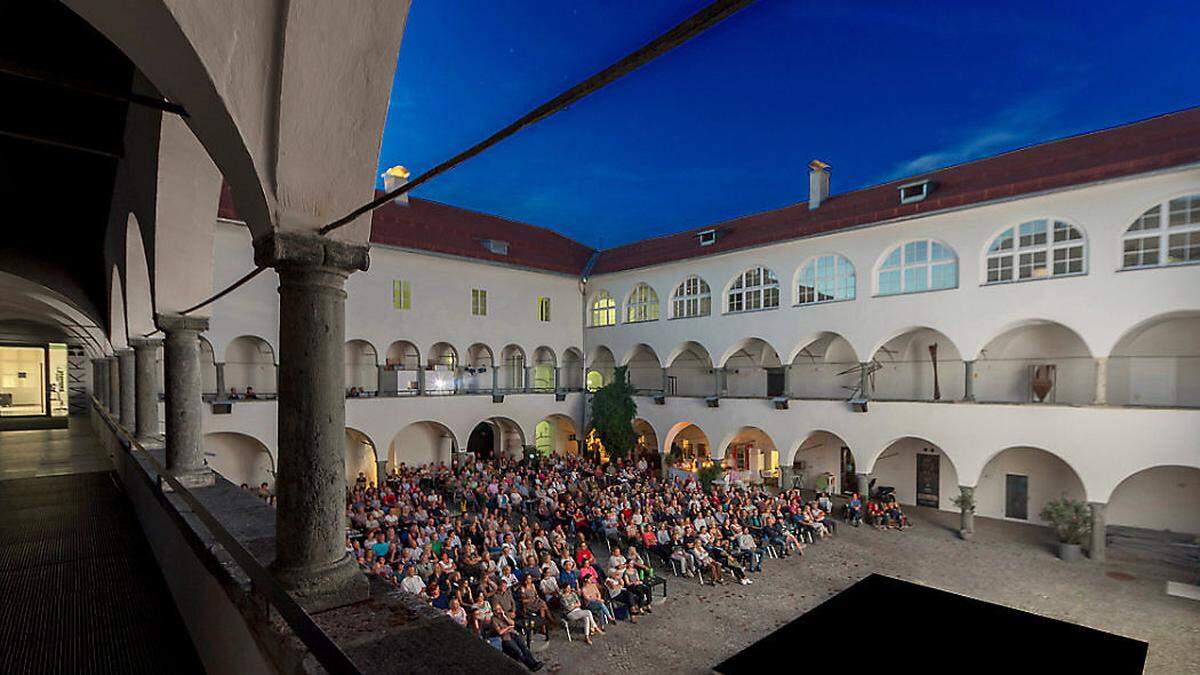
[591,107,1200,274]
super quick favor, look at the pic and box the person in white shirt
[399,566,426,595]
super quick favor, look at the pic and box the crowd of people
[342,451,880,670]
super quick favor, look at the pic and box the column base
[272,553,369,613]
[161,467,216,491]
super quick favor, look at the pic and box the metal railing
[91,398,363,675]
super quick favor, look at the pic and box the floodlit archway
[203,432,274,489]
[463,343,494,393]
[1108,312,1200,407]
[561,348,584,391]
[345,427,378,486]
[467,417,526,461]
[624,344,663,393]
[791,430,857,494]
[389,421,457,469]
[665,342,713,397]
[500,344,526,391]
[344,339,378,393]
[870,328,964,401]
[663,421,712,472]
[225,335,276,396]
[588,346,615,391]
[719,426,779,484]
[975,446,1086,524]
[788,333,859,400]
[384,340,421,395]
[534,414,580,456]
[426,342,458,394]
[869,436,960,510]
[720,338,783,398]
[975,320,1093,404]
[632,418,659,463]
[1107,465,1200,535]
[532,346,557,391]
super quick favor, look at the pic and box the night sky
[377,1,1200,248]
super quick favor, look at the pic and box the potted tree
[1040,497,1091,561]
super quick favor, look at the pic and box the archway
[389,421,457,469]
[561,348,584,391]
[534,414,580,456]
[344,427,378,487]
[632,418,660,465]
[225,335,276,396]
[1108,312,1200,407]
[720,338,782,398]
[624,344,663,393]
[384,340,420,395]
[203,432,274,489]
[124,214,155,337]
[500,344,526,391]
[467,417,525,461]
[665,342,713,397]
[532,346,557,392]
[587,346,615,391]
[344,339,378,394]
[1107,466,1200,535]
[663,421,712,473]
[871,328,963,401]
[426,342,458,394]
[791,430,857,495]
[975,446,1086,524]
[870,437,960,510]
[463,343,494,393]
[975,320,1093,404]
[788,333,859,400]
[720,426,779,484]
[196,336,216,396]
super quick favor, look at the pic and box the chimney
[381,165,411,206]
[808,159,831,210]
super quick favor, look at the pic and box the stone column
[158,313,214,488]
[438,433,454,464]
[417,367,426,395]
[375,459,389,484]
[783,364,793,398]
[524,365,533,393]
[958,485,975,536]
[1089,502,1107,562]
[554,366,562,394]
[661,367,669,394]
[855,473,870,499]
[215,362,226,399]
[491,365,499,395]
[377,365,387,394]
[107,356,120,416]
[1093,357,1109,405]
[963,360,976,402]
[92,358,108,407]
[858,362,871,399]
[713,367,723,397]
[254,231,369,612]
[779,464,796,491]
[129,338,162,444]
[117,348,135,429]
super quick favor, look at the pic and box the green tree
[589,365,637,461]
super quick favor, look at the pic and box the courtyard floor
[536,507,1199,674]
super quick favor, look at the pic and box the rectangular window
[1018,251,1048,279]
[1053,246,1084,275]
[471,289,487,316]
[903,266,927,292]
[1167,232,1200,264]
[1019,220,1047,248]
[537,296,551,322]
[878,270,901,295]
[987,257,1013,283]
[728,292,743,312]
[1122,237,1159,268]
[392,280,411,310]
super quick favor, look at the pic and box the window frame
[726,266,780,314]
[392,280,411,310]
[537,296,551,322]
[875,239,958,297]
[471,288,487,316]
[983,218,1087,285]
[624,283,660,324]
[670,275,711,319]
[588,290,617,328]
[795,253,856,306]
[1121,195,1200,270]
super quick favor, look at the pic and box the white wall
[975,447,1086,525]
[1107,466,1200,534]
[870,439,961,511]
[203,432,274,488]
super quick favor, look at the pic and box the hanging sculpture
[929,343,941,401]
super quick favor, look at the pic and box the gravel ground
[534,507,1199,674]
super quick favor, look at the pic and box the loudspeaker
[705,396,720,408]
[653,394,666,405]
[211,402,232,415]
[772,397,789,410]
[492,394,505,404]
[555,392,566,401]
[849,397,868,413]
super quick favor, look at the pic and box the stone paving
[537,508,1200,674]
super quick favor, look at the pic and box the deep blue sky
[377,1,1200,248]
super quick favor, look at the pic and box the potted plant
[697,460,725,493]
[1040,497,1091,561]
[951,490,975,540]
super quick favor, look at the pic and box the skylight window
[898,179,933,204]
[697,229,717,246]
[481,239,509,255]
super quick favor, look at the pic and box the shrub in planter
[1040,497,1091,561]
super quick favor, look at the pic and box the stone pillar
[1089,502,1107,562]
[491,365,499,395]
[1093,357,1109,405]
[858,362,870,399]
[554,366,562,394]
[254,231,369,612]
[375,460,389,484]
[377,365,387,395]
[158,313,214,488]
[117,348,135,429]
[661,367,669,394]
[779,464,796,491]
[92,358,108,407]
[215,362,226,399]
[958,485,975,536]
[855,472,870,499]
[713,367,723,397]
[130,338,162,444]
[107,356,120,416]
[963,360,976,402]
[524,365,533,393]
[417,367,426,395]
[438,433,454,464]
[783,364,793,398]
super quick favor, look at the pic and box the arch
[467,417,526,461]
[975,320,1093,404]
[426,342,458,394]
[973,446,1087,524]
[463,343,494,393]
[1106,465,1200,535]
[719,338,782,398]
[345,427,378,486]
[1107,311,1200,407]
[623,344,663,393]
[587,346,615,391]
[344,339,378,393]
[124,213,155,336]
[867,436,962,510]
[202,432,275,489]
[982,218,1086,284]
[196,336,217,395]
[500,344,526,391]
[388,421,457,469]
[665,341,714,397]
[624,283,660,323]
[383,340,420,395]
[790,430,858,495]
[725,265,780,313]
[869,327,964,401]
[225,335,276,396]
[109,265,127,349]
[632,418,659,461]
[534,414,580,457]
[531,346,557,391]
[561,347,584,391]
[794,253,856,306]
[718,426,779,485]
[670,274,711,319]
[875,238,958,296]
[588,289,617,327]
[385,340,420,368]
[1120,193,1200,270]
[787,332,859,400]
[662,421,713,471]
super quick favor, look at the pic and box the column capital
[156,313,209,333]
[253,230,370,273]
[129,336,163,350]
[114,346,134,355]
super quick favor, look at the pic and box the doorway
[766,368,785,397]
[1005,474,1028,520]
[467,422,495,460]
[916,453,940,507]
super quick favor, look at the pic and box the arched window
[985,219,1085,283]
[589,290,616,327]
[797,254,855,305]
[1122,195,1200,269]
[671,275,711,318]
[877,239,957,295]
[625,283,660,323]
[727,266,779,313]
